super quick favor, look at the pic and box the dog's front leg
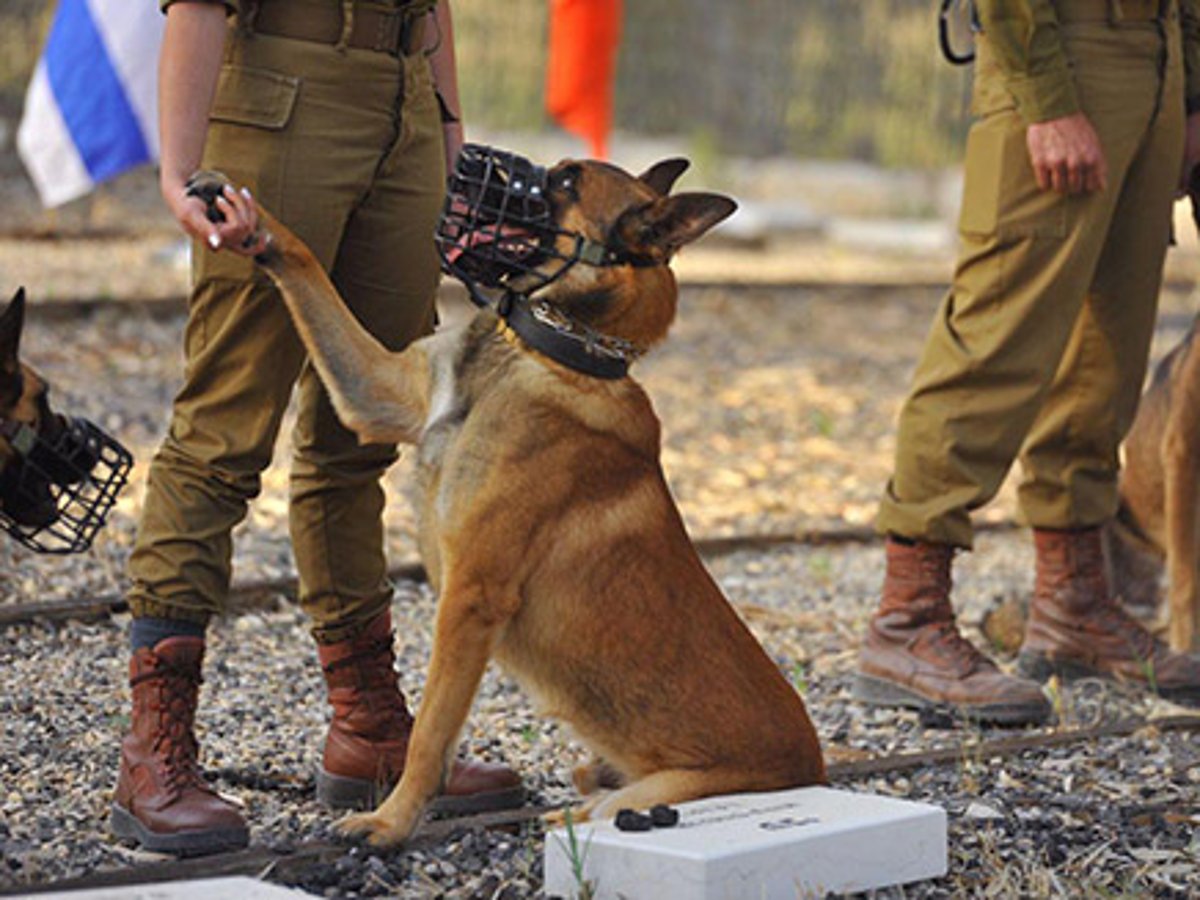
[337,578,515,847]
[1162,432,1200,652]
[186,171,431,445]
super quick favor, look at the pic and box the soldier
[110,0,523,855]
[858,0,1200,725]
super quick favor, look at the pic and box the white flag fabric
[17,0,164,208]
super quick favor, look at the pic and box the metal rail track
[0,521,1022,628]
[3,712,1197,896]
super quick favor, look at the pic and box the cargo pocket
[956,109,1067,241]
[195,64,300,285]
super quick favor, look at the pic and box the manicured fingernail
[240,187,253,200]
[208,234,221,249]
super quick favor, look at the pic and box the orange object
[545,0,622,159]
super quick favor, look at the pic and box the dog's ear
[0,288,26,376]
[638,159,690,196]
[617,193,737,258]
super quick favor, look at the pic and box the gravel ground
[1,267,1199,897]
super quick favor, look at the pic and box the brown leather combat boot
[316,611,525,813]
[111,637,249,855]
[1018,527,1200,707]
[855,537,1051,725]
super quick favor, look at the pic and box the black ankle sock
[130,616,206,651]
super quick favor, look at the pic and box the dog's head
[438,145,736,350]
[0,288,132,553]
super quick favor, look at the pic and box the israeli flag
[17,0,164,208]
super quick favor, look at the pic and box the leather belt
[1055,0,1171,23]
[252,1,427,57]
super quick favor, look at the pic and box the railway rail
[0,522,1021,628]
[3,712,1196,897]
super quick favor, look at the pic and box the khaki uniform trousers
[878,3,1185,549]
[877,5,1186,549]
[127,23,444,643]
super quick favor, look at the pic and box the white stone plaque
[30,875,311,900]
[544,786,947,899]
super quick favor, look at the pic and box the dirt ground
[2,195,1200,895]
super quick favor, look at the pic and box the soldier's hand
[1025,112,1108,195]
[1178,112,1200,197]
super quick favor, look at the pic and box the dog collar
[497,293,635,380]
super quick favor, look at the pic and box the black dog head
[0,288,132,553]
[0,288,60,527]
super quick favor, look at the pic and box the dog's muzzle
[0,414,132,554]
[436,144,647,307]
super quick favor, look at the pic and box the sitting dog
[0,287,132,554]
[186,147,825,847]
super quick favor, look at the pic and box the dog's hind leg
[576,767,776,823]
[337,576,517,847]
[1163,437,1200,651]
[572,758,626,796]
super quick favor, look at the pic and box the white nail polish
[240,187,253,200]
[208,234,221,249]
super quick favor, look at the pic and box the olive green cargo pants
[878,4,1185,548]
[127,24,443,643]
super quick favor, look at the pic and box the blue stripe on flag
[44,0,150,183]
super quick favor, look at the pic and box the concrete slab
[24,875,313,900]
[544,785,947,899]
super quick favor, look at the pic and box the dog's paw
[545,801,595,828]
[184,170,235,223]
[334,812,413,848]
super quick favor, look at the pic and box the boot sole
[316,769,527,816]
[110,803,249,856]
[853,673,1052,726]
[1017,651,1200,708]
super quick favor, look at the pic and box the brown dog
[1107,191,1200,654]
[187,152,825,847]
[1109,320,1200,652]
[0,287,132,554]
[0,288,85,532]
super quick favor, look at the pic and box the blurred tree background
[456,0,971,167]
[0,0,971,169]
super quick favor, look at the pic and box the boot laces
[1093,601,1161,662]
[136,662,209,797]
[912,618,989,678]
[328,637,415,730]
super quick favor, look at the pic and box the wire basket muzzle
[0,416,133,554]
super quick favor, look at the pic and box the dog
[0,287,132,554]
[186,147,826,847]
[1106,187,1200,653]
[1107,320,1200,653]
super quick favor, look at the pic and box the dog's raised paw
[334,812,411,848]
[184,170,235,223]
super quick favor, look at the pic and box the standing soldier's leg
[1016,19,1200,705]
[860,28,1152,722]
[282,48,524,813]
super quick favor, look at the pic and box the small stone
[964,801,1004,821]
[614,809,653,832]
[649,804,679,827]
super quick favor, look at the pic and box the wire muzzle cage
[436,144,584,305]
[0,416,133,554]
